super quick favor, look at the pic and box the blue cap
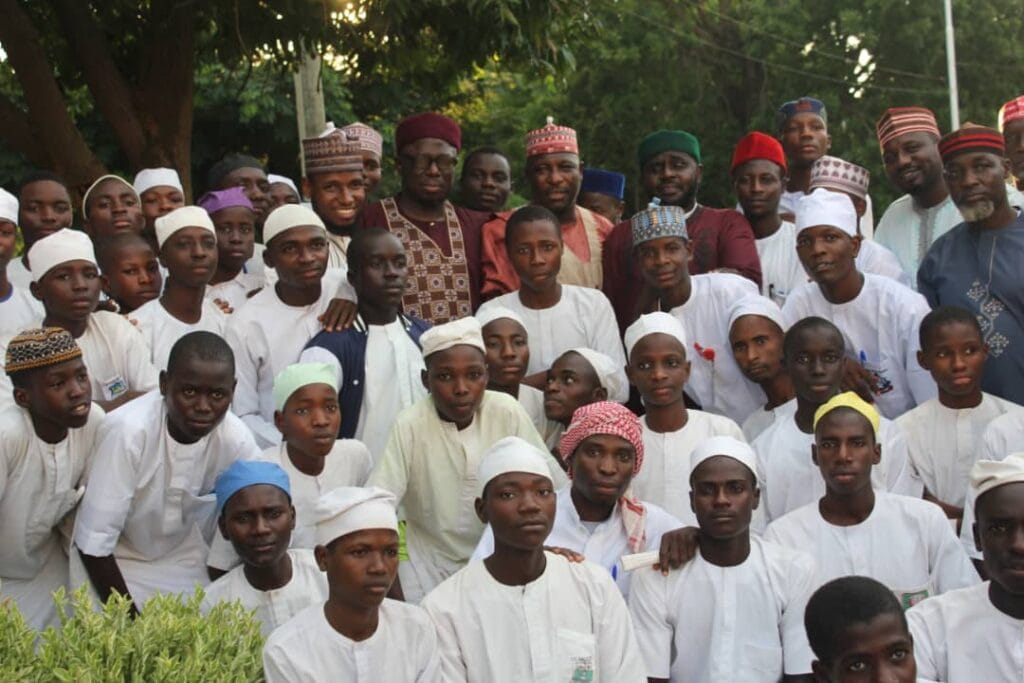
[581,168,626,200]
[777,97,827,132]
[215,460,291,514]
[630,197,688,247]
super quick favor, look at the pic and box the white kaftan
[628,536,815,682]
[765,491,979,605]
[201,548,327,636]
[896,394,1021,506]
[753,411,921,523]
[205,269,265,312]
[422,552,647,683]
[368,390,567,603]
[666,273,765,422]
[262,599,440,682]
[754,220,807,306]
[875,193,962,283]
[6,256,31,289]
[471,486,682,597]
[76,311,159,402]
[72,390,261,605]
[0,285,43,335]
[908,581,1024,683]
[0,404,104,630]
[477,285,626,375]
[741,399,797,442]
[518,384,547,435]
[856,239,912,287]
[782,273,936,419]
[130,297,228,371]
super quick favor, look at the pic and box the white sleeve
[119,318,160,392]
[333,277,357,303]
[422,595,470,683]
[72,424,140,556]
[927,506,980,594]
[881,424,924,498]
[906,602,945,682]
[780,552,816,675]
[588,292,627,370]
[626,567,674,679]
[261,643,300,683]
[592,569,647,682]
[367,421,410,503]
[227,320,280,448]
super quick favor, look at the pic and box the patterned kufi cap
[809,156,870,200]
[630,198,688,247]
[5,327,82,375]
[526,116,579,157]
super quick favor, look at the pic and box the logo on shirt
[899,589,929,610]
[104,376,128,400]
[571,656,595,681]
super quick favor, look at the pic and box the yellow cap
[813,391,880,439]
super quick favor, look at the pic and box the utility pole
[293,41,326,184]
[943,0,960,130]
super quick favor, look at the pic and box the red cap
[730,131,787,175]
[938,124,1004,161]
[394,112,462,152]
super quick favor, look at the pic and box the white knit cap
[133,168,184,195]
[0,187,18,224]
[569,347,629,404]
[154,206,216,249]
[478,436,554,496]
[262,204,326,245]
[689,435,758,479]
[27,229,97,282]
[267,173,299,195]
[421,316,486,358]
[476,305,527,330]
[624,312,688,359]
[82,174,136,219]
[795,187,858,237]
[727,295,787,335]
[971,453,1024,501]
[314,486,399,546]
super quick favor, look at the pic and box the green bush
[0,587,265,682]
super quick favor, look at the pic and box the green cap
[637,130,702,168]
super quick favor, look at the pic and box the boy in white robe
[476,205,624,382]
[727,296,795,440]
[544,347,629,454]
[629,436,816,682]
[262,486,440,682]
[804,576,919,683]
[198,187,266,311]
[908,454,1024,682]
[473,401,681,597]
[423,436,647,682]
[0,188,44,335]
[95,233,162,315]
[782,189,935,419]
[131,206,228,371]
[477,305,546,432]
[202,460,327,637]
[25,229,158,410]
[73,332,261,611]
[624,312,744,523]
[630,201,764,422]
[301,228,429,461]
[765,392,978,604]
[897,305,1023,524]
[0,328,103,630]
[226,204,357,447]
[754,317,920,523]
[369,317,567,603]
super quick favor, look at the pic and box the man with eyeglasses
[358,112,487,324]
[918,124,1024,406]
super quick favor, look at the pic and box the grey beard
[959,199,995,223]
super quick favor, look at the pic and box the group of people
[1,91,1024,682]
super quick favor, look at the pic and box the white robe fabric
[741,399,797,442]
[201,548,327,637]
[76,311,159,402]
[206,438,373,571]
[782,273,936,419]
[959,409,1024,559]
[628,536,816,682]
[6,257,31,290]
[470,486,682,597]
[896,394,1021,506]
[518,384,547,435]
[666,273,765,422]
[72,390,261,605]
[228,269,350,448]
[205,269,265,312]
[301,318,427,463]
[634,411,745,524]
[908,581,1024,682]
[422,552,647,683]
[262,598,440,682]
[765,491,979,605]
[856,239,912,287]
[0,404,104,630]
[477,285,626,375]
[752,409,921,523]
[754,220,807,306]
[368,390,567,603]
[875,193,962,284]
[0,285,43,335]
[130,297,228,371]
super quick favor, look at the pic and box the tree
[0,0,585,196]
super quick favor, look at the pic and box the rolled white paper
[620,550,660,572]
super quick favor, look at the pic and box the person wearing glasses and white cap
[262,486,440,682]
[423,435,646,682]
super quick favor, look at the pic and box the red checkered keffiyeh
[559,401,647,552]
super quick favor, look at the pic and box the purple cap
[197,186,254,215]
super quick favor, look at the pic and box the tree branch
[0,93,48,167]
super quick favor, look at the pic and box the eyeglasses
[401,154,457,174]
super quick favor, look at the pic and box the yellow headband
[813,391,880,439]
